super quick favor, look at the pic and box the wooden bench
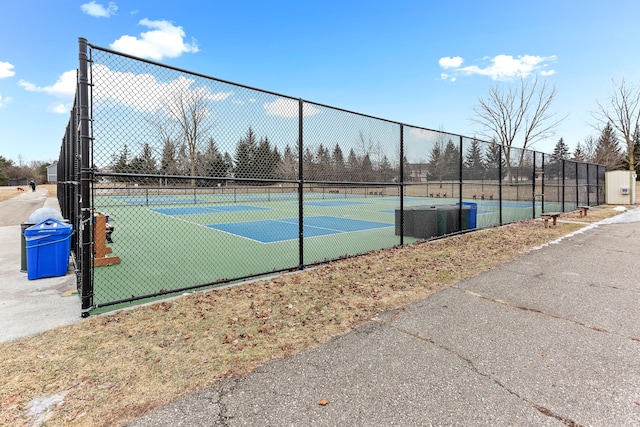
[541,212,561,228]
[429,191,447,198]
[472,192,493,200]
[577,206,590,217]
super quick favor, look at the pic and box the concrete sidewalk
[129,208,640,426]
[0,195,80,344]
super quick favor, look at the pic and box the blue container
[457,202,478,229]
[25,218,72,280]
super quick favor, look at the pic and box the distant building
[9,178,28,186]
[47,162,58,183]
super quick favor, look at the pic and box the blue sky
[1,0,639,165]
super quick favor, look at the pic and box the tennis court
[91,189,550,311]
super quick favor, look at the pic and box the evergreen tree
[632,124,640,177]
[379,155,394,182]
[552,138,570,159]
[0,156,14,186]
[270,144,282,181]
[485,143,505,180]
[255,136,279,183]
[198,137,228,186]
[593,122,625,170]
[277,144,298,180]
[332,144,346,181]
[315,144,332,181]
[112,144,130,182]
[302,147,315,180]
[160,140,178,178]
[442,139,461,181]
[128,143,157,184]
[130,143,157,173]
[463,138,485,180]
[234,128,258,183]
[427,142,444,181]
[347,148,359,182]
[361,153,374,182]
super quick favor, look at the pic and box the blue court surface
[112,195,217,205]
[151,205,266,216]
[207,215,393,243]
[304,200,370,207]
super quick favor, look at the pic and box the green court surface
[91,193,549,311]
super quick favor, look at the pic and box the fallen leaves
[0,216,609,426]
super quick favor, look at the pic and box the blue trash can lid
[24,218,72,238]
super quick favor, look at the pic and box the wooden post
[94,215,121,267]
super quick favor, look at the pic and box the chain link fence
[57,39,606,316]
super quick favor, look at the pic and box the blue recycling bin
[24,218,72,280]
[457,202,478,229]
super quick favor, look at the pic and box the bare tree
[163,85,214,185]
[594,78,640,171]
[471,76,565,181]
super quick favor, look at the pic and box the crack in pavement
[459,287,640,344]
[214,381,235,426]
[396,327,584,427]
[457,288,614,335]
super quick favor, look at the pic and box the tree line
[0,155,50,186]
[109,123,625,188]
[109,127,401,185]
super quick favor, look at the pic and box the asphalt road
[129,207,640,426]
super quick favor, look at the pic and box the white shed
[605,170,637,205]
[46,162,58,183]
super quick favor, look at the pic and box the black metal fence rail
[56,38,606,316]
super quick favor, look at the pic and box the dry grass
[0,186,27,202]
[0,206,626,426]
[0,185,57,202]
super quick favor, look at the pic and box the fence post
[540,153,547,213]
[532,151,536,219]
[78,38,93,318]
[399,124,404,245]
[586,163,590,206]
[458,135,463,229]
[575,162,579,208]
[298,99,304,269]
[499,144,503,225]
[561,159,566,212]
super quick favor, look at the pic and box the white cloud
[81,1,118,18]
[110,19,199,60]
[18,70,77,99]
[438,56,463,69]
[264,98,320,118]
[438,54,557,81]
[0,61,15,78]
[0,93,13,108]
[439,73,456,82]
[48,103,70,114]
[18,70,76,114]
[91,64,231,114]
